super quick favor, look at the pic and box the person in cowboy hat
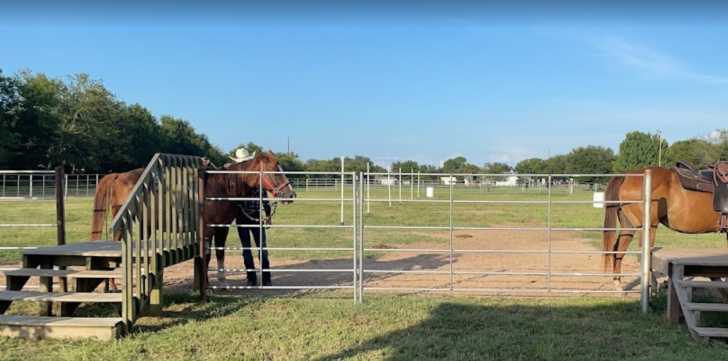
[222,148,257,169]
[236,182,272,286]
[227,147,273,286]
[230,148,256,163]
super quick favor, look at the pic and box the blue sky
[2,2,728,169]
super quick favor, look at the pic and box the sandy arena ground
[2,224,655,300]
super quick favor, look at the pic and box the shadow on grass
[132,253,451,334]
[312,296,728,361]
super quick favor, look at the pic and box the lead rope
[236,201,279,223]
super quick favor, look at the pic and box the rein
[236,199,278,224]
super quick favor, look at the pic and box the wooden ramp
[0,241,123,340]
[652,247,728,343]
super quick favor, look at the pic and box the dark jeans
[235,209,270,285]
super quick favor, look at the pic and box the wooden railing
[111,153,202,334]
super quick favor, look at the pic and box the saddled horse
[601,164,728,290]
[90,150,296,291]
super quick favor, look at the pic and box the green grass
[2,293,728,360]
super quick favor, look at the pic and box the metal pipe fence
[0,168,66,289]
[202,170,359,299]
[0,173,606,199]
[200,168,653,311]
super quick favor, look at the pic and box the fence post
[641,170,653,313]
[340,156,344,225]
[196,167,208,301]
[55,167,66,245]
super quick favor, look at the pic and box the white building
[440,176,458,185]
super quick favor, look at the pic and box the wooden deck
[651,247,728,343]
[652,247,728,276]
[23,241,122,258]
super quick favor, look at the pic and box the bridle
[259,161,293,199]
[236,159,292,223]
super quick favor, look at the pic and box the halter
[260,162,292,198]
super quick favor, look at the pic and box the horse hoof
[246,279,258,287]
[613,280,623,292]
[262,280,272,286]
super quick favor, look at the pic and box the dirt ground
[1,224,658,299]
[164,223,649,299]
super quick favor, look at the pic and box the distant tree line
[3,69,728,180]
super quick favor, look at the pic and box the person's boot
[246,272,258,287]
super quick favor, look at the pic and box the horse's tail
[602,175,626,274]
[90,173,119,241]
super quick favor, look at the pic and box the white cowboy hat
[230,148,255,163]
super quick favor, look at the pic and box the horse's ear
[267,150,276,160]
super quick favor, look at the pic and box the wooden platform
[652,247,728,276]
[651,247,728,343]
[0,291,122,303]
[23,241,122,258]
[0,315,122,340]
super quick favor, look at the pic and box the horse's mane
[207,152,278,197]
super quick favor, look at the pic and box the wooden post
[55,166,66,246]
[54,166,68,293]
[149,176,163,317]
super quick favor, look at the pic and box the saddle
[671,158,728,231]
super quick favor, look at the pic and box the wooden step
[676,280,728,289]
[22,241,121,258]
[693,326,728,338]
[685,302,728,312]
[0,291,121,303]
[5,269,122,279]
[0,315,122,340]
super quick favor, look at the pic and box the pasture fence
[0,167,66,288]
[200,168,653,312]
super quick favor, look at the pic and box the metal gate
[201,168,653,311]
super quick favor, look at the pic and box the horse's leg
[613,210,635,291]
[236,211,257,287]
[215,227,230,287]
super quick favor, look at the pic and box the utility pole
[657,130,662,167]
[287,135,290,155]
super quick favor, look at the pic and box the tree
[662,138,719,169]
[231,141,264,157]
[544,154,568,174]
[566,145,616,182]
[482,162,512,182]
[613,131,668,173]
[0,70,23,167]
[515,158,545,175]
[391,160,420,180]
[482,162,512,174]
[274,151,305,179]
[442,156,467,174]
[707,128,728,161]
[10,70,64,170]
[304,158,337,178]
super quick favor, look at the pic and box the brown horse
[90,151,296,291]
[601,166,725,290]
[90,169,145,242]
[202,151,297,287]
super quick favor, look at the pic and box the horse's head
[229,150,297,204]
